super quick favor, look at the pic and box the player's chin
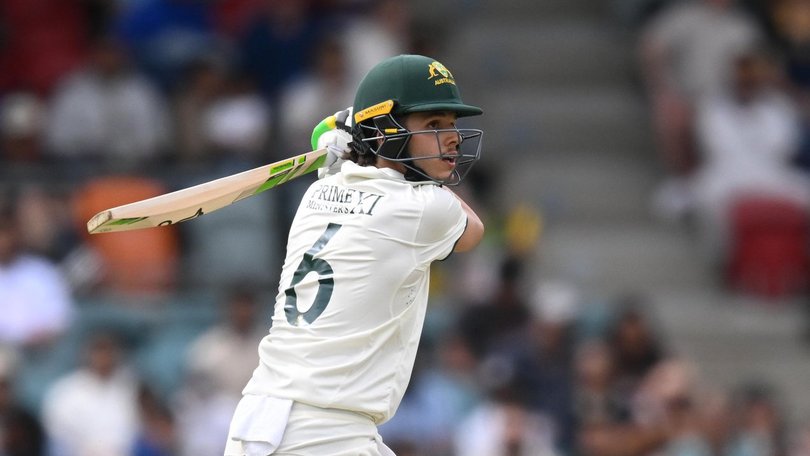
[427,165,455,182]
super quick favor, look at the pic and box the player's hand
[319,135,352,179]
[312,108,353,179]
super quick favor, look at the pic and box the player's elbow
[454,214,484,253]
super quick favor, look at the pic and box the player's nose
[440,130,460,153]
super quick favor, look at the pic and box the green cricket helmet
[350,54,483,185]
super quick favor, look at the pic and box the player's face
[403,111,461,182]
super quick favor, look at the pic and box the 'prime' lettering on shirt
[307,185,384,216]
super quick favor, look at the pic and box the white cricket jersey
[243,162,467,424]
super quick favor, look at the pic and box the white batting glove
[318,130,352,179]
[312,108,353,179]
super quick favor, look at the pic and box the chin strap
[402,163,432,183]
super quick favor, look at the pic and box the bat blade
[87,148,327,234]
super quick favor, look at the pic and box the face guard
[354,113,483,185]
[350,55,484,184]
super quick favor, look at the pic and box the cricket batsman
[224,54,485,456]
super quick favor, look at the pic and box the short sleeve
[414,186,467,264]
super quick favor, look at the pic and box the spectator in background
[378,332,483,455]
[82,0,121,43]
[639,0,764,221]
[184,286,266,399]
[632,358,713,456]
[454,385,559,456]
[132,384,177,456]
[726,382,787,456]
[46,36,171,170]
[690,46,809,260]
[203,72,271,165]
[181,77,277,287]
[211,0,264,39]
[606,297,667,404]
[520,280,582,452]
[237,0,325,103]
[0,93,45,163]
[70,175,180,295]
[278,39,354,155]
[699,392,735,455]
[172,55,229,164]
[0,0,87,96]
[174,286,266,456]
[577,357,706,456]
[458,256,533,359]
[572,339,632,431]
[770,0,810,98]
[340,0,411,85]
[385,441,419,456]
[0,347,46,456]
[765,0,810,174]
[41,331,140,456]
[0,198,74,351]
[173,371,239,456]
[640,0,765,117]
[114,0,222,91]
[482,279,581,453]
[14,187,77,263]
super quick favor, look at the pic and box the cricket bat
[87,148,327,234]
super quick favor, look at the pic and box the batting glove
[312,108,353,179]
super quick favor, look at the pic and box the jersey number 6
[284,223,342,326]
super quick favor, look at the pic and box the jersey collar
[341,162,435,186]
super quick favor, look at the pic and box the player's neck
[376,157,407,175]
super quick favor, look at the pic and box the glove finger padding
[311,107,353,150]
[317,128,352,153]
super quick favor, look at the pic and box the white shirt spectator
[278,74,353,153]
[0,254,73,346]
[642,1,763,99]
[691,86,810,257]
[42,367,139,456]
[694,89,808,209]
[174,381,240,456]
[176,289,265,456]
[340,0,409,86]
[185,323,265,398]
[277,38,353,154]
[454,400,560,456]
[46,69,170,163]
[204,93,270,159]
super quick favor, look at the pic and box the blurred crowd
[2,0,810,455]
[635,0,810,297]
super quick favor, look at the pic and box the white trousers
[224,395,395,456]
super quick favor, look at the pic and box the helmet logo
[427,61,456,86]
[354,99,394,124]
